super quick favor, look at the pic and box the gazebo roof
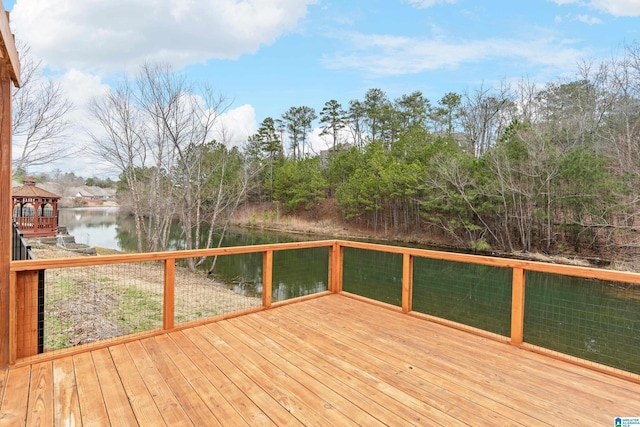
[12,178,61,200]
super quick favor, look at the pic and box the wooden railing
[6,240,640,382]
[8,240,337,364]
[13,215,57,236]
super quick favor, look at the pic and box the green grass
[43,278,81,351]
[44,314,73,351]
[112,286,163,333]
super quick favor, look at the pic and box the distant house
[87,186,115,200]
[69,185,117,205]
[73,187,94,200]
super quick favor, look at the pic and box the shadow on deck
[2,294,638,426]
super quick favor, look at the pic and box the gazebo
[12,178,60,237]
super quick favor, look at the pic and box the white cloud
[58,69,111,106]
[323,32,584,78]
[308,127,329,154]
[8,1,314,176]
[403,0,457,8]
[573,14,603,24]
[552,0,640,16]
[11,0,317,73]
[214,104,257,149]
[63,71,110,175]
[589,0,640,16]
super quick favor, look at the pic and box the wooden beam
[510,268,526,346]
[163,259,175,330]
[0,5,19,87]
[0,60,12,366]
[402,253,413,313]
[8,271,16,364]
[10,240,337,271]
[262,250,273,308]
[16,270,39,358]
[329,242,343,293]
[336,240,640,285]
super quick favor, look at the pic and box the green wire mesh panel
[342,247,403,306]
[412,257,512,336]
[524,271,640,375]
[174,255,262,325]
[43,262,165,353]
[199,252,264,299]
[272,247,329,303]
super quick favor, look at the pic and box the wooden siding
[1,294,638,426]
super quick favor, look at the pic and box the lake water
[57,207,640,374]
[59,207,122,249]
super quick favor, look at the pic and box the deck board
[72,352,109,425]
[236,314,424,425]
[152,334,244,425]
[25,362,52,426]
[52,358,80,427]
[139,337,219,426]
[0,366,30,426]
[318,296,639,418]
[183,326,302,426]
[91,348,138,426]
[2,294,640,426]
[209,321,385,426]
[107,344,165,425]
[125,340,193,426]
[223,318,416,426]
[272,303,523,425]
[284,298,569,424]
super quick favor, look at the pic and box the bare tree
[12,43,74,172]
[460,82,513,157]
[88,82,150,252]
[137,63,236,262]
[90,62,247,262]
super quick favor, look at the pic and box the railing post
[511,267,526,346]
[263,250,273,308]
[330,242,343,293]
[15,270,40,358]
[163,259,175,330]
[0,69,15,367]
[8,271,17,364]
[402,253,413,313]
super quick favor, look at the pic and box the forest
[244,43,640,262]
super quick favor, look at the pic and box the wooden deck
[1,294,639,426]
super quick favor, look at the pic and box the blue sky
[3,0,640,175]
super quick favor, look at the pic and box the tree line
[246,43,640,259]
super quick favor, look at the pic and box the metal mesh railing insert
[524,271,640,374]
[412,257,512,336]
[342,247,403,306]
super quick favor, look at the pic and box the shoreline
[230,208,620,271]
[33,204,623,271]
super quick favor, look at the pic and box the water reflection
[59,207,329,301]
[59,207,121,249]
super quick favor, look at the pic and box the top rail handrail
[13,238,640,285]
[10,240,337,271]
[337,240,640,284]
